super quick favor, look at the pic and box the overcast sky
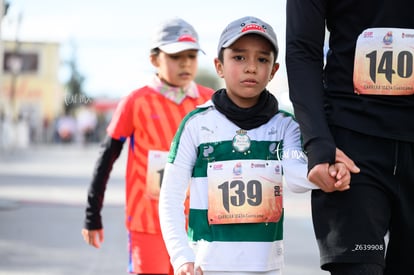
[1,0,291,108]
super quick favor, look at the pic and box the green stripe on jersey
[168,106,210,163]
[194,140,283,178]
[188,209,283,242]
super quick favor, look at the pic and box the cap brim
[221,30,278,56]
[159,42,204,54]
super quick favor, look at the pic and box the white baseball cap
[151,17,203,54]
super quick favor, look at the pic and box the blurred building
[0,39,65,144]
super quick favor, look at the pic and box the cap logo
[178,34,197,43]
[241,23,266,34]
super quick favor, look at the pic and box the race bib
[354,28,414,95]
[145,150,168,199]
[207,159,283,225]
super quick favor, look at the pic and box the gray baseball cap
[217,16,278,59]
[151,17,203,54]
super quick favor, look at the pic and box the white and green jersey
[159,100,316,272]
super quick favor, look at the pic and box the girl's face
[214,34,279,108]
[151,49,199,88]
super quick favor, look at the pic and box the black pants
[311,126,414,275]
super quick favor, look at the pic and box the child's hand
[176,262,203,275]
[328,162,351,191]
[81,228,104,248]
[308,163,342,192]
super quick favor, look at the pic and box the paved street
[0,143,326,275]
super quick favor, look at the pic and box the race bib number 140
[354,28,414,95]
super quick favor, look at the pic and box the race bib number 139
[207,159,283,225]
[354,28,414,95]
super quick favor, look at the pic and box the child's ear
[150,54,159,67]
[214,58,224,78]
[270,62,280,81]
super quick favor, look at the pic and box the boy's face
[214,34,279,108]
[151,49,199,88]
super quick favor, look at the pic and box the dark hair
[150,48,161,56]
[217,46,278,64]
[217,34,278,64]
[218,49,224,63]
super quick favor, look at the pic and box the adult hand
[335,148,360,173]
[329,162,351,191]
[81,228,104,248]
[308,148,360,192]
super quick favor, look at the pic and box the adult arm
[285,0,336,171]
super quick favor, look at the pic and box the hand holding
[335,148,360,173]
[308,163,340,192]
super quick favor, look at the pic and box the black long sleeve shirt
[286,0,414,170]
[84,136,124,229]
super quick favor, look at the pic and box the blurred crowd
[0,104,111,149]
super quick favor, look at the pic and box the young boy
[159,16,350,275]
[81,17,214,275]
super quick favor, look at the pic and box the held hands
[176,262,203,275]
[308,148,360,193]
[81,228,104,248]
